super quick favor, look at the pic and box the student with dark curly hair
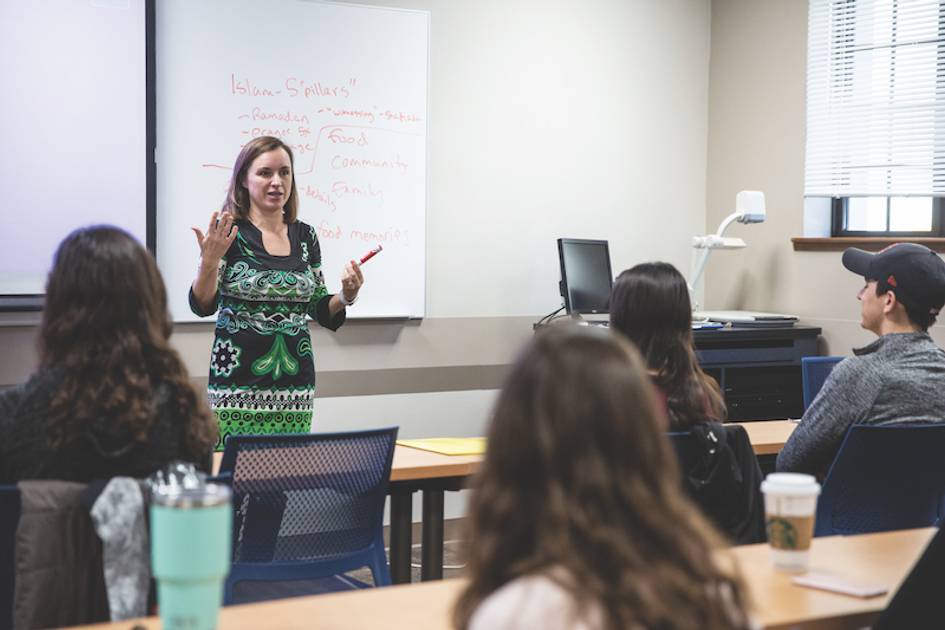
[454,326,753,630]
[0,225,217,482]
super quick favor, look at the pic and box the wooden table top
[738,527,935,630]
[211,420,797,478]
[388,445,483,481]
[742,419,797,456]
[67,527,934,630]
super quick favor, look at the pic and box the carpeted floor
[350,538,465,584]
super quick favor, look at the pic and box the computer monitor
[557,238,613,315]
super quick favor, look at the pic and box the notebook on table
[396,437,487,456]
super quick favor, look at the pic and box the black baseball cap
[842,243,945,316]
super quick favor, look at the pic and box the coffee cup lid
[761,472,821,496]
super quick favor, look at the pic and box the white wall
[422,0,712,317]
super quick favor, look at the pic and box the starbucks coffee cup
[761,473,821,572]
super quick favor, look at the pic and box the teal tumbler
[151,483,232,630]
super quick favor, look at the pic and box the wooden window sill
[792,237,945,252]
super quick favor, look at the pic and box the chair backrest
[668,431,697,468]
[0,485,20,630]
[219,428,398,599]
[668,425,766,545]
[801,356,844,411]
[815,424,945,537]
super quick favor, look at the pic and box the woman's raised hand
[192,211,238,266]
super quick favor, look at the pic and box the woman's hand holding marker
[338,245,380,307]
[360,244,383,265]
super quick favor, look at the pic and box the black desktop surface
[693,324,822,347]
[533,322,823,421]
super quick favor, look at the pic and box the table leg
[420,489,445,581]
[389,491,413,584]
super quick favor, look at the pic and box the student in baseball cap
[841,243,945,333]
[778,243,945,476]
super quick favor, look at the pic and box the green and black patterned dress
[189,219,344,450]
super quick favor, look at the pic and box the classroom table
[66,527,934,630]
[386,445,483,583]
[212,419,797,584]
[742,419,798,455]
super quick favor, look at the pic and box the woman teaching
[189,136,363,450]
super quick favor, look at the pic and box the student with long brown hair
[609,262,765,544]
[609,261,724,428]
[454,326,752,630]
[0,226,217,482]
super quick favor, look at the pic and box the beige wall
[705,0,944,353]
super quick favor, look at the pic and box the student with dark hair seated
[610,262,726,429]
[0,225,217,482]
[0,226,218,627]
[454,326,753,630]
[778,244,945,476]
[609,262,765,544]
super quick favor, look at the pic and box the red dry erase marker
[359,244,383,265]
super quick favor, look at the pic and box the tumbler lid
[150,461,231,508]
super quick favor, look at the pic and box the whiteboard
[155,0,428,321]
[0,0,147,299]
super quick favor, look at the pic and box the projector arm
[689,211,747,297]
[688,191,766,309]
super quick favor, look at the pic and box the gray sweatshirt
[776,332,945,476]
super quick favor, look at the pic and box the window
[832,197,945,235]
[805,0,945,237]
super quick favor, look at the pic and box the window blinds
[805,0,945,197]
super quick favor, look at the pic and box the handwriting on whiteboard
[230,75,357,99]
[199,72,425,259]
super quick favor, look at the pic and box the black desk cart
[694,325,821,421]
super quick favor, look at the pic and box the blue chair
[217,428,398,605]
[801,356,844,410]
[815,424,945,537]
[0,485,20,630]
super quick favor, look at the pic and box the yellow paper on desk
[397,437,487,456]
